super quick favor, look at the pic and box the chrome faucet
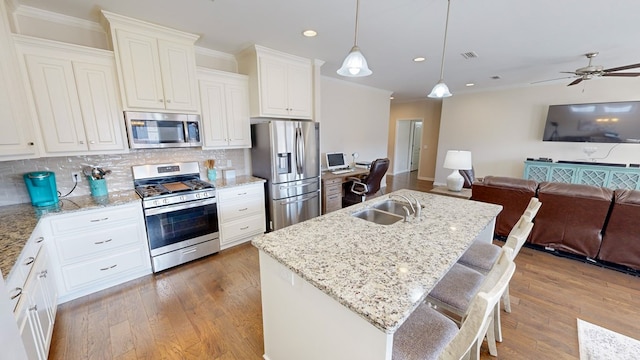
[410,195,421,218]
[390,194,422,219]
[390,194,415,214]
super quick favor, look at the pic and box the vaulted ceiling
[13,0,640,101]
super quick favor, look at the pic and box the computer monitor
[326,152,348,171]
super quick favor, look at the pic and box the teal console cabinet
[524,161,640,190]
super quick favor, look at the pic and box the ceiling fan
[533,52,640,86]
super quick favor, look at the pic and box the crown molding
[14,5,105,34]
[195,46,236,62]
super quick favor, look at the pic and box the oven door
[144,198,219,257]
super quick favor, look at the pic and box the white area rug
[577,318,640,360]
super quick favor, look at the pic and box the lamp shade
[428,80,452,98]
[337,46,372,77]
[443,150,472,170]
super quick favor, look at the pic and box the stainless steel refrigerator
[251,120,320,231]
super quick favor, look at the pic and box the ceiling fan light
[428,80,452,98]
[337,46,372,77]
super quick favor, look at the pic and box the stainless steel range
[132,162,219,272]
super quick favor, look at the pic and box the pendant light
[337,0,372,77]
[428,0,453,98]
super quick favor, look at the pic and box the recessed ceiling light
[413,57,426,62]
[390,96,395,100]
[302,30,317,37]
[465,83,475,87]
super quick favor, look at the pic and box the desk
[321,168,369,214]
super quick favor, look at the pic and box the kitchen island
[251,189,502,360]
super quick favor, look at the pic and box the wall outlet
[71,172,82,183]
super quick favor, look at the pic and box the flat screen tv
[542,101,640,143]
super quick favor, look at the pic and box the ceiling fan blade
[559,71,578,75]
[568,78,583,86]
[530,76,576,84]
[602,72,640,77]
[603,63,640,72]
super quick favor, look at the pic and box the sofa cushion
[530,182,613,258]
[471,176,538,238]
[597,189,640,270]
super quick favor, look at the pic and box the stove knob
[153,200,159,207]
[180,195,186,201]
[163,198,169,204]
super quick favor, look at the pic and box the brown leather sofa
[597,189,640,270]
[530,182,613,259]
[471,176,538,238]
[470,176,640,273]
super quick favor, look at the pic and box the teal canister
[23,171,59,207]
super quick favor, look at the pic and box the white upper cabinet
[0,0,37,160]
[238,45,313,119]
[102,10,199,113]
[14,35,126,155]
[198,68,251,149]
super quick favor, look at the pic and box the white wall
[434,78,640,185]
[320,77,392,168]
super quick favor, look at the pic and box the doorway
[394,119,423,174]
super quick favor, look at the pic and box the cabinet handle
[100,264,118,271]
[90,217,109,222]
[35,236,44,243]
[28,142,35,146]
[159,99,164,103]
[38,270,48,278]
[240,226,249,230]
[237,192,247,196]
[79,140,84,144]
[166,99,172,103]
[10,287,22,300]
[94,239,113,245]
[89,140,95,144]
[29,305,38,312]
[24,257,35,266]
[238,207,248,212]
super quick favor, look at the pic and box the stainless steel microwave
[124,111,202,149]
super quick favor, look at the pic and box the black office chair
[342,158,390,207]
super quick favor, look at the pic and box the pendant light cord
[438,0,452,80]
[353,0,361,46]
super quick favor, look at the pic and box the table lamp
[443,150,472,192]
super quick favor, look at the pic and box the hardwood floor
[49,172,640,359]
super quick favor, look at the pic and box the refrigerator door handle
[278,193,318,206]
[295,126,305,174]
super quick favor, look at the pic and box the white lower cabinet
[47,202,152,303]
[15,249,56,360]
[217,183,266,249]
[2,223,54,360]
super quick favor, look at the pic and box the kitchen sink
[372,200,412,216]
[352,208,404,225]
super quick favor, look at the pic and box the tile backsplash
[0,148,249,206]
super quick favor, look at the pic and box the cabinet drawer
[220,214,265,244]
[56,222,141,262]
[219,196,263,222]
[60,246,148,291]
[325,193,342,213]
[217,184,263,202]
[324,183,342,196]
[49,203,141,234]
[323,177,342,186]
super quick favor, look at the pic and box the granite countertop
[0,190,141,278]
[1,177,265,279]
[251,189,502,334]
[211,175,265,189]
